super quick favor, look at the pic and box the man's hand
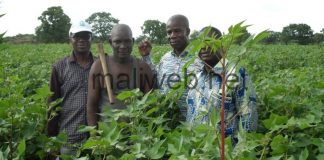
[138,40,152,56]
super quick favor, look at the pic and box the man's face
[199,30,222,64]
[166,20,189,52]
[199,46,222,63]
[70,31,92,54]
[198,38,222,64]
[110,31,133,60]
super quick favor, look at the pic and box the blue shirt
[142,51,202,119]
[186,59,258,137]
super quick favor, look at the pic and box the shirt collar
[171,50,189,58]
[68,51,94,63]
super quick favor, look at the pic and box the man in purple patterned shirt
[47,20,94,156]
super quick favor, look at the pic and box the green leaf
[117,89,140,100]
[23,122,37,140]
[152,113,168,125]
[0,152,4,160]
[36,85,51,96]
[242,35,255,48]
[120,153,136,160]
[267,155,283,160]
[18,139,26,156]
[51,132,68,144]
[98,121,121,145]
[228,20,245,34]
[312,138,324,153]
[297,118,312,129]
[168,143,178,155]
[298,148,308,160]
[145,106,159,116]
[0,100,9,118]
[137,90,151,106]
[270,135,288,155]
[146,139,166,159]
[34,85,51,100]
[0,147,9,159]
[82,139,99,149]
[193,124,212,136]
[182,56,195,75]
[130,143,146,158]
[167,132,186,155]
[316,154,324,160]
[262,113,288,130]
[98,121,110,136]
[210,106,220,128]
[225,137,234,160]
[77,125,96,133]
[253,30,270,43]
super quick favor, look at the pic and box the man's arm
[47,67,61,136]
[139,61,156,92]
[142,55,156,73]
[138,40,156,73]
[87,60,101,127]
[235,68,258,132]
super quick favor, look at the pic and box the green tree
[86,12,119,42]
[281,23,313,45]
[141,20,167,44]
[189,30,199,41]
[4,34,36,44]
[135,35,149,44]
[35,6,71,43]
[313,33,324,44]
[262,31,281,44]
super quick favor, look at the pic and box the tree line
[2,6,324,45]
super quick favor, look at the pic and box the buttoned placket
[76,62,91,95]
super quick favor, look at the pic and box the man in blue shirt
[186,27,258,142]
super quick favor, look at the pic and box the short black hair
[200,26,222,39]
[168,14,189,28]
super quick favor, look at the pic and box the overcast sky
[0,0,323,38]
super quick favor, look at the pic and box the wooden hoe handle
[97,43,115,104]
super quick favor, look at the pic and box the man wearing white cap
[47,20,94,156]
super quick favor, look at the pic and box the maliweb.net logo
[92,67,239,90]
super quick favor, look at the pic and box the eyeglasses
[71,33,92,41]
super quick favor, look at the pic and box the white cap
[69,20,92,36]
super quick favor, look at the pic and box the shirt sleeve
[156,55,167,91]
[47,67,61,136]
[48,67,61,103]
[235,67,258,132]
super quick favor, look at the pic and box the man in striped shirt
[139,14,201,121]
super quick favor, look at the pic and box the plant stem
[220,57,226,160]
[9,107,13,160]
[259,146,266,160]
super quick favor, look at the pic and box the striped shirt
[49,52,94,143]
[186,59,258,139]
